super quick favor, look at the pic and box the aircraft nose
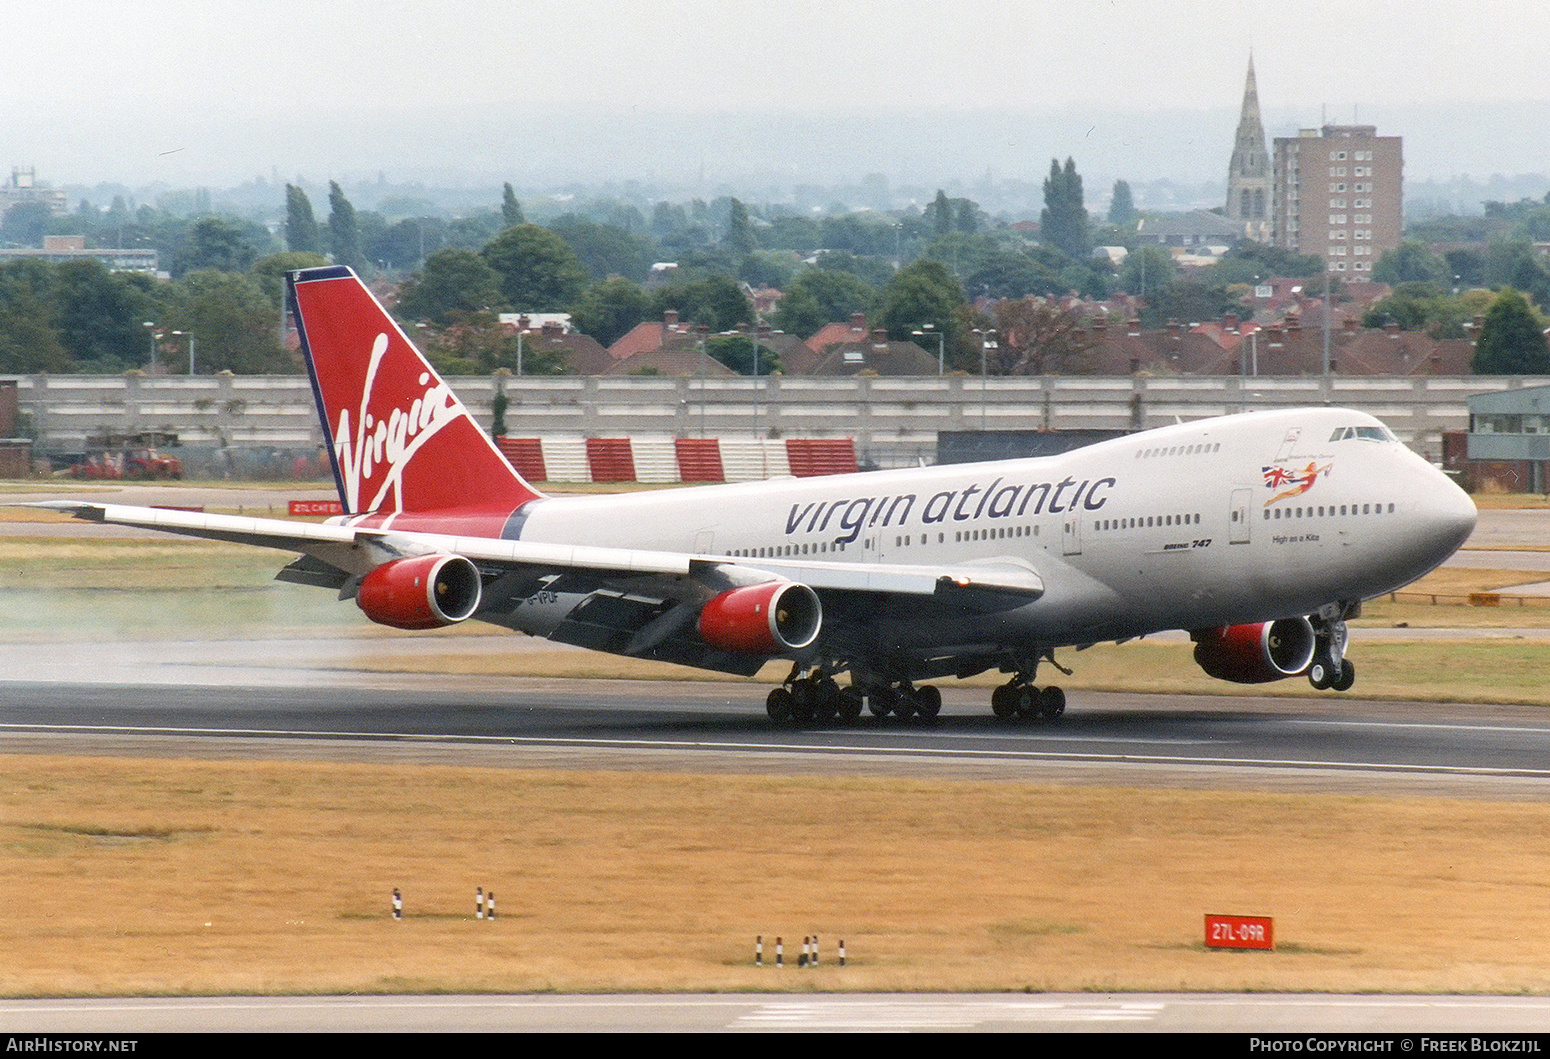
[1424,472,1477,558]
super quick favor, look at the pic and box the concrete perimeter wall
[16,373,1550,471]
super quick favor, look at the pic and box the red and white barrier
[495,436,857,484]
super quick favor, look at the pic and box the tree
[1108,180,1137,226]
[548,214,653,282]
[1116,245,1179,297]
[1473,288,1550,374]
[876,258,969,361]
[327,181,362,270]
[396,249,502,323]
[501,183,525,227]
[1140,279,1241,329]
[569,277,651,347]
[650,275,752,332]
[764,215,822,251]
[726,198,756,257]
[168,270,292,373]
[991,299,1100,375]
[1041,157,1090,260]
[738,250,798,289]
[813,249,895,288]
[956,198,981,234]
[0,259,68,372]
[1372,241,1451,287]
[285,185,321,254]
[1484,240,1550,308]
[1,202,51,247]
[930,190,953,239]
[772,269,878,339]
[54,260,162,368]
[368,218,435,269]
[480,224,588,311]
[966,250,1062,300]
[705,334,779,376]
[176,216,273,275]
[421,310,565,376]
[251,251,328,306]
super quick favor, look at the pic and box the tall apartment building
[1224,57,1272,243]
[1272,125,1402,280]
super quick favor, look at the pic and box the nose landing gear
[1308,612,1356,692]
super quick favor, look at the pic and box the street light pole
[172,330,195,375]
[972,327,997,431]
[143,321,157,373]
[1322,267,1332,376]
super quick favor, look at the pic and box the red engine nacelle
[356,553,483,630]
[1192,617,1317,684]
[697,581,822,655]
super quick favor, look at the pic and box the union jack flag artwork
[1262,460,1331,504]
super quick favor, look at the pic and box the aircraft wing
[31,501,1044,604]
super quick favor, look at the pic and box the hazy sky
[7,0,1550,188]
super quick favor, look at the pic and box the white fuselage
[506,408,1476,653]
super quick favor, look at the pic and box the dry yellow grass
[3,754,1550,996]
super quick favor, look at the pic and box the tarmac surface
[6,992,1550,1033]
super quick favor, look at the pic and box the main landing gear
[990,680,1066,722]
[765,665,940,728]
[990,652,1070,723]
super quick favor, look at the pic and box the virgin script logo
[333,332,460,513]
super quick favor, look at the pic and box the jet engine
[1191,617,1317,684]
[697,581,822,655]
[356,553,483,630]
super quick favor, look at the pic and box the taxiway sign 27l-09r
[40,266,1478,724]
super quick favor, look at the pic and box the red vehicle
[69,432,183,481]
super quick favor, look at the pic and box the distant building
[1273,124,1403,281]
[0,167,67,217]
[497,312,572,333]
[1133,210,1240,251]
[1224,57,1272,243]
[0,234,159,275]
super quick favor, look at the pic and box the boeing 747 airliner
[38,267,1477,725]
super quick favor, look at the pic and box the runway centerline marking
[1290,719,1550,735]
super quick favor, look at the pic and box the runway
[4,671,1550,798]
[8,992,1550,1033]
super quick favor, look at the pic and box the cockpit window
[1330,425,1395,442]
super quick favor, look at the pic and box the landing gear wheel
[766,687,795,725]
[790,681,817,725]
[914,685,942,720]
[837,687,864,724]
[1038,686,1066,719]
[1013,686,1038,720]
[867,689,893,718]
[892,692,916,721]
[1307,660,1333,690]
[1331,659,1356,692]
[812,677,842,724]
[991,685,1017,720]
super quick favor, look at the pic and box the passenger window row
[1264,502,1395,520]
[1096,513,1202,531]
[1136,442,1221,458]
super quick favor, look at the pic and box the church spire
[1226,55,1271,241]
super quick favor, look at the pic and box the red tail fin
[288,266,542,515]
